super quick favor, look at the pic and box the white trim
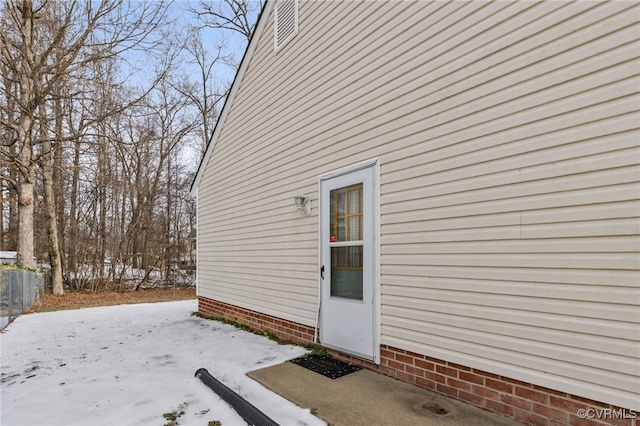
[194,193,199,296]
[189,1,275,198]
[372,158,381,364]
[317,158,381,364]
[315,178,323,344]
[329,240,364,247]
[319,157,380,181]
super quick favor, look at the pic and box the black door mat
[289,354,362,379]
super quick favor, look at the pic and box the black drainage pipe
[195,368,280,426]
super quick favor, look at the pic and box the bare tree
[173,28,230,158]
[37,103,64,293]
[0,50,18,251]
[127,80,198,290]
[0,0,169,292]
[189,0,265,43]
[1,0,229,295]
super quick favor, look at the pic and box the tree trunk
[7,175,18,250]
[13,3,37,270]
[97,133,107,283]
[165,152,172,284]
[39,106,64,295]
[17,179,35,268]
[53,94,66,275]
[1,70,19,250]
[68,137,81,272]
[16,119,35,269]
[44,164,64,295]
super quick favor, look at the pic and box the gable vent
[274,0,298,51]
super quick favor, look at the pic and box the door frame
[317,157,381,364]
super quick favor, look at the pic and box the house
[0,251,17,265]
[190,1,640,424]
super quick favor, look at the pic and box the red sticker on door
[330,235,336,242]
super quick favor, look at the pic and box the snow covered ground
[0,300,326,426]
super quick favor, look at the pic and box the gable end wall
[196,0,640,416]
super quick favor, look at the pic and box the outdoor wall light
[293,195,311,216]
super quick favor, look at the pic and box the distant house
[0,251,17,265]
[190,1,640,424]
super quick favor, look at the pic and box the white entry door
[319,160,378,362]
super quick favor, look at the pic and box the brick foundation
[198,296,315,344]
[198,296,637,426]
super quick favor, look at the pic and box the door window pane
[348,216,359,240]
[348,188,359,214]
[337,191,345,216]
[338,218,346,241]
[329,184,362,242]
[329,183,364,300]
[331,246,363,300]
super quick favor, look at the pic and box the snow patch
[1,300,325,426]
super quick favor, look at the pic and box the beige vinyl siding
[197,0,640,409]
